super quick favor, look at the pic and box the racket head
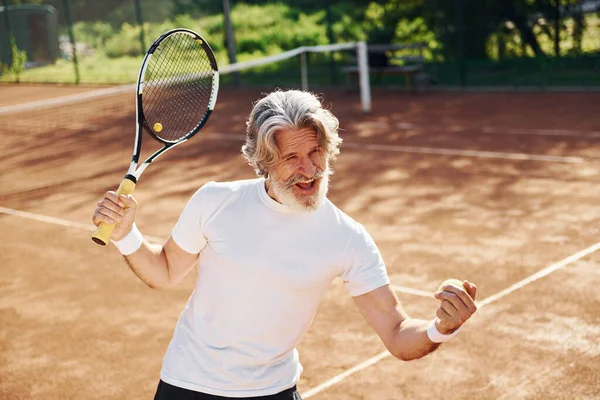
[137,28,219,145]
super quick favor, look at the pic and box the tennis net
[0,41,370,135]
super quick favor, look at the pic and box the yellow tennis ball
[153,123,163,133]
[438,278,465,293]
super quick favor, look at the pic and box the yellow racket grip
[92,177,137,246]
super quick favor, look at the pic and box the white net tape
[0,41,370,132]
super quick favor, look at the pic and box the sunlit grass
[1,55,144,84]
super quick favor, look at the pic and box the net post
[357,41,371,112]
[301,51,308,91]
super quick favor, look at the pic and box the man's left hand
[434,280,477,334]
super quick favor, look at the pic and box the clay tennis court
[1,83,599,399]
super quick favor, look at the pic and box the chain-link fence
[423,0,600,88]
[1,0,599,88]
[0,0,174,83]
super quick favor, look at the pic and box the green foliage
[167,13,225,54]
[171,0,223,17]
[394,17,442,60]
[7,37,28,82]
[230,4,328,55]
[0,38,27,81]
[361,1,424,43]
[73,21,114,49]
[68,3,330,60]
[486,14,600,60]
[332,14,366,42]
[5,0,600,85]
[103,23,145,57]
[362,2,395,43]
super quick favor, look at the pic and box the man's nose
[298,156,316,177]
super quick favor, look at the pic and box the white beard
[270,168,331,212]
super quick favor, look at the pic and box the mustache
[285,168,331,187]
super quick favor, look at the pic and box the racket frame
[125,28,219,184]
[92,28,218,246]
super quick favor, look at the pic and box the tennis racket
[92,28,219,246]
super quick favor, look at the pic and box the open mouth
[294,180,316,192]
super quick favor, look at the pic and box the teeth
[296,180,314,189]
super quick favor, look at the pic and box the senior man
[92,89,477,400]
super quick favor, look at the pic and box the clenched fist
[433,279,477,334]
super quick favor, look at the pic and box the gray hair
[242,90,342,177]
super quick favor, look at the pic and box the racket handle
[92,177,137,246]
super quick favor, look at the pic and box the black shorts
[153,380,303,400]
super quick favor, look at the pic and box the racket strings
[162,46,212,120]
[146,42,198,138]
[145,39,210,140]
[142,33,215,142]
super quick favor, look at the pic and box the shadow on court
[1,87,600,399]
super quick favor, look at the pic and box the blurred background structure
[0,0,599,89]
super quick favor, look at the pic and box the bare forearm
[354,284,475,362]
[93,192,197,288]
[388,318,440,361]
[123,240,171,289]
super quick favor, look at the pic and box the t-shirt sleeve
[171,183,214,254]
[339,224,390,297]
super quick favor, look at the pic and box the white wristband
[111,223,143,255]
[426,319,461,343]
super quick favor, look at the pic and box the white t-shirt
[161,178,390,397]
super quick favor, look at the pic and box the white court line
[0,206,433,295]
[481,126,600,138]
[391,285,432,298]
[301,241,600,398]
[0,205,435,295]
[396,123,600,138]
[0,84,135,115]
[203,132,585,164]
[301,352,390,399]
[0,206,164,243]
[3,206,599,396]
[477,241,600,308]
[343,143,584,163]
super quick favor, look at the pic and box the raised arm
[352,281,477,361]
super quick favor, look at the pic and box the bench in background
[342,42,429,92]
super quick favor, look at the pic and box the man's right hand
[92,192,138,241]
